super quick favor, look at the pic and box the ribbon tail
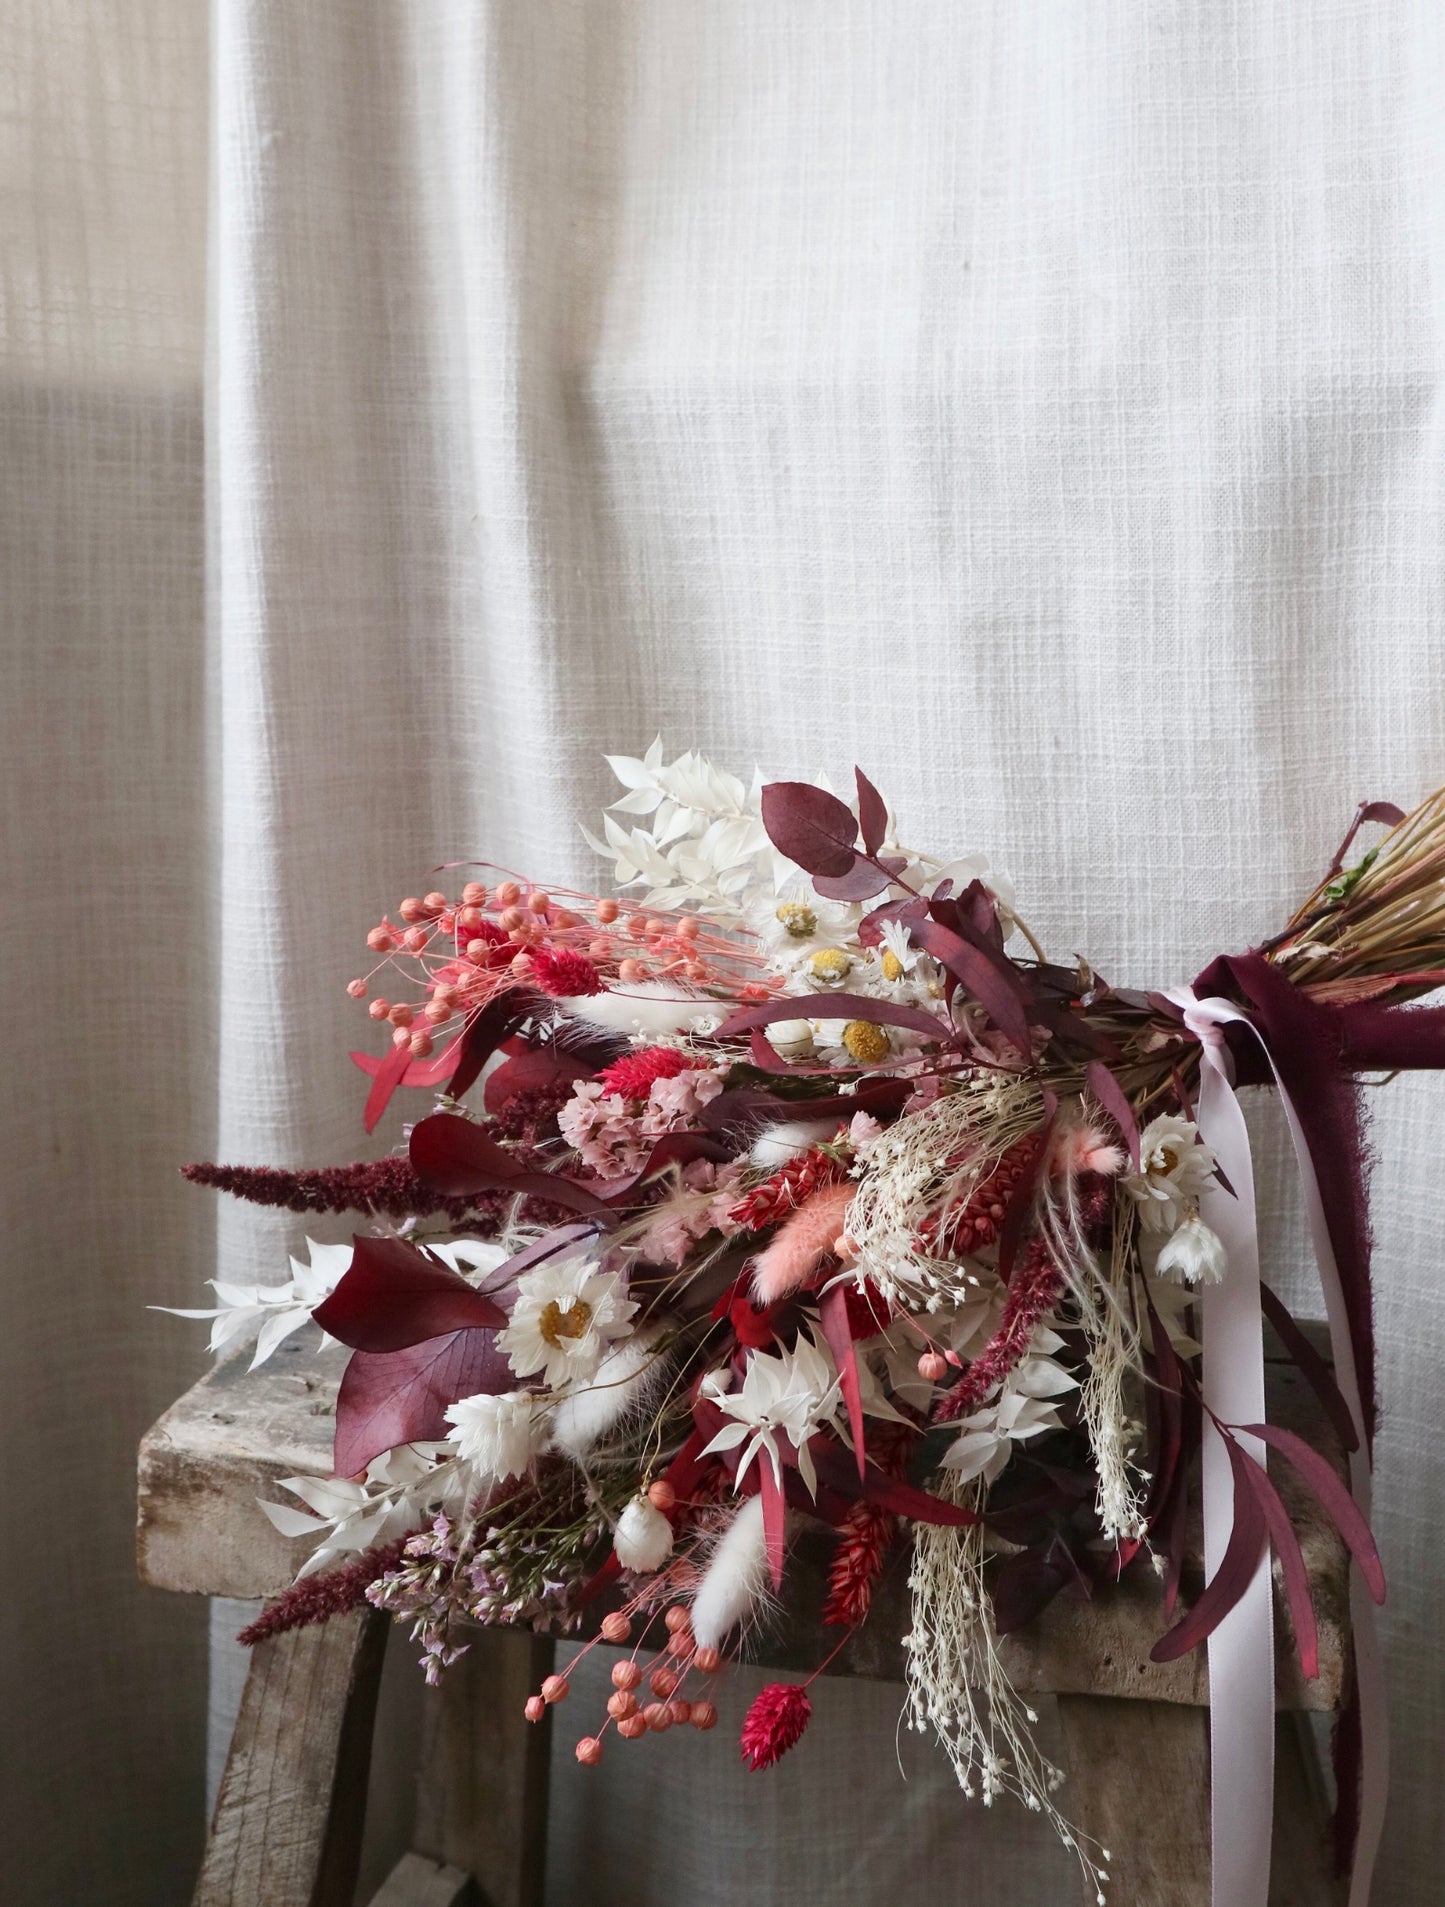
[760,1458,787,1592]
[1194,1041,1275,1907]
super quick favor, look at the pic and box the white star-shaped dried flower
[699,1334,842,1497]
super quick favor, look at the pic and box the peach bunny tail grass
[750,1181,856,1307]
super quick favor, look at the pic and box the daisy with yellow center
[496,1259,638,1390]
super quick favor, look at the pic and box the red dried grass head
[739,1681,813,1771]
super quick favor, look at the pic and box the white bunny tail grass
[748,1118,841,1168]
[557,980,721,1040]
[688,1494,777,1652]
[550,1324,669,1462]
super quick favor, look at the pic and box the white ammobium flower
[939,1356,1078,1486]
[613,1495,674,1571]
[1155,1212,1228,1285]
[700,1334,842,1497]
[444,1390,551,1484]
[1124,1114,1217,1233]
[496,1260,638,1389]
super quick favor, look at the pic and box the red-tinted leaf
[908,917,1032,1052]
[819,1285,866,1479]
[1150,1443,1267,1661]
[857,897,926,948]
[351,1031,465,1089]
[812,859,894,903]
[312,1234,506,1352]
[492,1171,615,1218]
[854,767,889,856]
[1235,1446,1319,1679]
[448,998,527,1100]
[483,1042,593,1114]
[1258,1285,1359,1455]
[1085,1059,1141,1171]
[361,1038,413,1134]
[409,1111,519,1192]
[1237,1423,1385,1603]
[601,1130,731,1200]
[333,1326,511,1475]
[760,782,859,877]
[718,992,947,1040]
[759,1458,787,1590]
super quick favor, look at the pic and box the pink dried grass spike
[749,1181,856,1306]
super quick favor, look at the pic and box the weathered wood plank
[1056,1696,1343,1907]
[366,1851,474,1907]
[194,1605,388,1907]
[139,1332,345,1598]
[140,1328,1350,1708]
[412,1628,555,1907]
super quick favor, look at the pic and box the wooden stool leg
[411,1627,555,1907]
[1057,1693,1211,1907]
[194,1606,389,1907]
[1057,1697,1344,1907]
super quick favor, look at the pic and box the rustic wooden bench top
[138,1324,1349,1710]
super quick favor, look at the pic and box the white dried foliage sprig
[905,1476,1111,1903]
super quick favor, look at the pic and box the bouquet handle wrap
[1171,986,1386,1907]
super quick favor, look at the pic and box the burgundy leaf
[490,1171,615,1219]
[448,997,527,1100]
[854,767,889,856]
[812,859,894,903]
[717,992,947,1040]
[409,1111,520,1191]
[908,917,1032,1052]
[819,1285,866,1479]
[312,1234,506,1353]
[1085,1059,1141,1171]
[1324,800,1408,879]
[483,1041,593,1114]
[858,897,926,948]
[1150,1443,1268,1662]
[1237,1423,1385,1603]
[1234,1445,1319,1680]
[333,1327,512,1476]
[1258,1284,1359,1455]
[759,781,860,877]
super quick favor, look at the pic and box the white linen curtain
[9,1,1445,1900]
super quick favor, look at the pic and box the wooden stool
[138,1330,1352,1907]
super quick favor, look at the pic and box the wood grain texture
[194,1605,388,1907]
[1056,1697,1343,1907]
[140,1329,1350,1708]
[413,1628,556,1907]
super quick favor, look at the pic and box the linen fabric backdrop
[6,0,1445,1899]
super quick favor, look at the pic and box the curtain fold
[7,1,1445,1899]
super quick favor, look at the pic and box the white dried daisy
[496,1260,638,1390]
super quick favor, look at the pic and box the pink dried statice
[558,1064,726,1182]
[739,1682,813,1770]
[932,1237,1064,1424]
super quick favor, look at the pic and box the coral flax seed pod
[690,1701,718,1730]
[366,927,395,952]
[461,881,486,906]
[917,1351,948,1383]
[611,1660,642,1692]
[541,1674,569,1705]
[600,1611,631,1644]
[642,1702,671,1733]
[595,898,619,924]
[346,978,367,998]
[399,898,426,922]
[495,881,521,906]
[648,1668,677,1699]
[667,1700,691,1727]
[524,1696,546,1723]
[606,1690,638,1721]
[617,1714,648,1740]
[575,1737,603,1766]
[692,1647,722,1675]
[423,892,448,915]
[650,1481,678,1514]
[368,999,390,1020]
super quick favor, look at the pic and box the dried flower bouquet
[173,750,1445,1901]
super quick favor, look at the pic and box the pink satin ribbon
[1168,988,1386,1907]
